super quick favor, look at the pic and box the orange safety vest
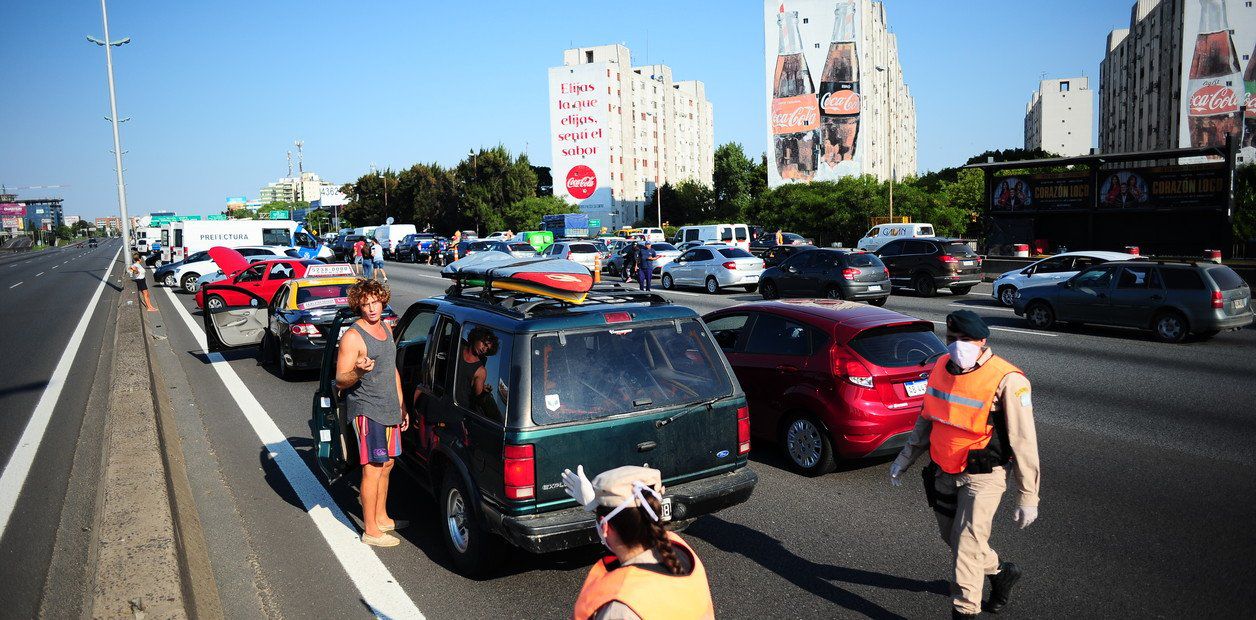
[921,354,1022,475]
[573,533,715,620]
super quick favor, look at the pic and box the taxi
[195,246,321,310]
[258,271,397,377]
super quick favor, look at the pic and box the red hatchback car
[195,247,322,310]
[703,299,946,475]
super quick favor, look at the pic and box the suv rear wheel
[439,469,502,577]
[781,414,836,476]
[912,273,936,297]
[1152,310,1189,343]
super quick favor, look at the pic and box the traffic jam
[138,216,1254,618]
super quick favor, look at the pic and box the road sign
[589,219,601,228]
[208,214,227,221]
[269,210,290,220]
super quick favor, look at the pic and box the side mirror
[1057,281,1070,288]
[1022,268,1033,276]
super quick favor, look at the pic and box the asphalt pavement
[0,239,124,618]
[149,258,1256,619]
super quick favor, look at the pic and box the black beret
[946,310,990,339]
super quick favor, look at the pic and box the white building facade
[258,172,338,205]
[548,44,714,230]
[763,0,916,188]
[1098,0,1184,154]
[1024,77,1094,156]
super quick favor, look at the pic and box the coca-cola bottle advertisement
[771,6,820,182]
[1187,0,1242,148]
[819,0,860,168]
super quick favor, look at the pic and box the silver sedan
[661,245,765,293]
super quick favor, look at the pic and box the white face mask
[947,340,983,370]
[595,482,662,551]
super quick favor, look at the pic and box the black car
[395,233,440,263]
[256,277,398,378]
[331,233,365,261]
[88,238,99,248]
[759,248,890,305]
[444,240,493,264]
[750,233,809,255]
[875,237,983,297]
[200,283,762,577]
[760,244,817,268]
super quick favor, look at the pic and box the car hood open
[208,246,249,276]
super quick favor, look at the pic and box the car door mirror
[1057,281,1070,288]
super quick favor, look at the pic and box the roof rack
[443,280,672,319]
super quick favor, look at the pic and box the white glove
[1013,505,1038,529]
[562,465,596,511]
[889,462,904,487]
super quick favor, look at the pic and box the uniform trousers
[933,466,1008,614]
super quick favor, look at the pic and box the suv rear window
[847,323,946,368]
[568,243,597,253]
[1206,266,1246,291]
[718,248,753,258]
[529,319,732,425]
[845,253,882,268]
[943,242,976,257]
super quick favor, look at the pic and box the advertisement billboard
[993,165,1227,212]
[2,217,19,229]
[764,0,864,187]
[548,62,611,210]
[1179,0,1256,160]
[0,204,25,217]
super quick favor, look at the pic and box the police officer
[563,465,715,620]
[889,310,1040,618]
[637,241,658,291]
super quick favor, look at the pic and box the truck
[541,213,590,239]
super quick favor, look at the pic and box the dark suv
[875,237,983,297]
[203,284,759,576]
[759,249,890,305]
[331,233,364,261]
[395,233,439,262]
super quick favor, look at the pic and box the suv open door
[312,308,359,484]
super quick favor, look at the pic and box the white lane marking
[158,287,425,619]
[51,265,58,269]
[929,320,1058,338]
[9,282,20,289]
[35,272,44,277]
[0,247,121,539]
[949,302,1015,313]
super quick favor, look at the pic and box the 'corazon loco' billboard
[764,0,864,187]
[1180,0,1256,161]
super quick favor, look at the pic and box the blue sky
[1,1,1135,220]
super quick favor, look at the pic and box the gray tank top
[346,322,401,426]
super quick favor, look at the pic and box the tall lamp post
[876,64,895,223]
[88,0,132,252]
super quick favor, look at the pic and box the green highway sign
[207,214,227,221]
[589,219,601,228]
[269,210,290,220]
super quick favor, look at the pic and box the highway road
[148,258,1256,619]
[0,239,124,618]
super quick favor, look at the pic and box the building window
[587,51,595,63]
[802,17,809,23]
[1059,81,1070,92]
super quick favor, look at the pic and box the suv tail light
[503,444,535,500]
[939,255,958,263]
[290,323,319,337]
[1212,290,1224,309]
[842,267,860,280]
[736,406,750,455]
[723,261,738,270]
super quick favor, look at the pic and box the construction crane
[1,184,71,195]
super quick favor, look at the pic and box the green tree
[1233,163,1256,244]
[501,196,571,232]
[712,143,762,221]
[650,180,716,226]
[304,208,330,234]
[454,146,538,233]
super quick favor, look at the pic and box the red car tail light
[736,406,750,455]
[604,311,632,323]
[1212,290,1224,309]
[830,344,874,387]
[723,261,738,270]
[290,323,319,337]
[939,255,958,263]
[883,267,890,277]
[503,444,536,500]
[842,267,860,280]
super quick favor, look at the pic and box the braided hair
[596,494,683,576]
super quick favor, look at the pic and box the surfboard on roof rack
[441,251,594,303]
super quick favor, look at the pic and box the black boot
[952,608,979,619]
[982,562,1022,613]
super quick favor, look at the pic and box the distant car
[485,241,539,259]
[540,240,601,272]
[395,233,440,263]
[258,275,398,378]
[661,246,764,293]
[875,237,982,297]
[704,299,946,475]
[331,234,365,262]
[750,232,809,255]
[1014,260,1253,342]
[483,231,512,241]
[857,223,936,252]
[759,249,890,305]
[88,238,99,248]
[444,240,492,264]
[760,244,818,268]
[676,239,730,253]
[991,251,1141,307]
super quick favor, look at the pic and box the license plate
[905,379,927,397]
[961,260,974,266]
[745,275,759,281]
[661,497,673,522]
[1235,298,1248,310]
[868,285,882,292]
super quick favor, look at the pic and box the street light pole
[876,64,896,224]
[89,0,132,253]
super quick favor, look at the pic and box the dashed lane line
[0,248,121,540]
[9,282,20,289]
[35,272,44,277]
[158,286,425,619]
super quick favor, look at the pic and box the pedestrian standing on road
[636,241,658,291]
[774,229,784,246]
[888,310,1040,618]
[352,238,366,276]
[129,252,158,312]
[563,465,715,620]
[622,242,639,284]
[361,243,375,280]
[371,239,388,282]
[336,279,408,547]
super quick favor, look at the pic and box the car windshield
[529,319,733,425]
[1207,266,1246,291]
[508,243,535,252]
[718,248,754,258]
[847,323,946,368]
[783,233,804,242]
[943,242,977,257]
[653,243,677,252]
[295,283,351,309]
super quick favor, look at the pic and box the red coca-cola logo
[1189,84,1240,116]
[566,165,597,200]
[820,90,860,115]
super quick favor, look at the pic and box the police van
[164,220,331,263]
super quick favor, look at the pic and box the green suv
[308,285,757,575]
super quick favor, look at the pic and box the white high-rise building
[258,172,338,205]
[1024,77,1094,156]
[548,44,714,229]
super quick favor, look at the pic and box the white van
[133,226,161,253]
[638,227,666,243]
[166,220,331,263]
[856,223,936,252]
[674,224,751,252]
[372,224,417,259]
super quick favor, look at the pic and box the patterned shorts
[354,415,401,465]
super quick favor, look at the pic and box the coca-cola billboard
[548,61,611,207]
[764,0,875,187]
[1179,0,1256,160]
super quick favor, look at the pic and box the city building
[548,44,714,229]
[762,0,916,188]
[1099,0,1256,162]
[64,215,81,227]
[18,198,63,231]
[258,172,338,205]
[1025,77,1094,156]
[95,216,122,233]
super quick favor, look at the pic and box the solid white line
[158,287,424,619]
[9,282,20,289]
[0,247,121,539]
